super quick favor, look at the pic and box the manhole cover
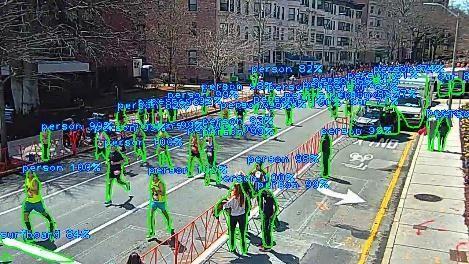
[414,194,443,202]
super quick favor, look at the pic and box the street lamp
[423,2,460,110]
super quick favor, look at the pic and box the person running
[147,173,175,241]
[187,134,203,177]
[235,107,247,139]
[22,171,56,242]
[203,135,221,185]
[219,109,232,137]
[95,131,110,161]
[215,183,251,255]
[156,130,174,168]
[320,134,332,179]
[40,130,51,162]
[133,128,147,164]
[105,146,131,204]
[258,188,279,252]
[285,104,293,126]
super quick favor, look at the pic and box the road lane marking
[54,108,328,253]
[357,133,416,264]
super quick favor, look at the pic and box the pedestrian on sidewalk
[320,134,332,179]
[436,116,452,152]
[426,116,437,151]
[215,183,251,255]
[249,162,270,194]
[187,134,203,177]
[258,188,279,252]
[22,171,56,242]
[105,146,131,205]
[147,173,175,241]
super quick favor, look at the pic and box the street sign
[133,58,142,77]
[4,108,13,124]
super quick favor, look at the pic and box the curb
[381,134,423,264]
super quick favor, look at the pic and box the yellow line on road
[357,133,416,264]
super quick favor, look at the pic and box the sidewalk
[382,117,468,263]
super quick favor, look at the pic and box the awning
[37,60,90,74]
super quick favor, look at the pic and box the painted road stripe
[357,133,416,264]
[54,108,328,253]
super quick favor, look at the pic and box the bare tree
[197,17,253,88]
[0,0,142,162]
[145,0,191,90]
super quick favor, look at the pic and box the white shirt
[223,197,246,216]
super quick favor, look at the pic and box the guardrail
[0,90,254,176]
[139,117,349,264]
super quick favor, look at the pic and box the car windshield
[398,97,421,107]
[363,110,381,119]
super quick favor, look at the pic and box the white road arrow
[317,183,366,205]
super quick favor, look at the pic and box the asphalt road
[0,103,335,263]
[205,126,416,263]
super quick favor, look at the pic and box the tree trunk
[0,79,8,164]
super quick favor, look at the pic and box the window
[315,52,322,60]
[274,51,282,63]
[337,37,350,46]
[317,0,324,9]
[288,8,295,20]
[245,26,249,40]
[311,16,315,26]
[288,28,295,40]
[301,0,309,6]
[339,6,346,15]
[254,2,260,13]
[265,3,271,17]
[317,17,324,26]
[245,0,249,14]
[189,0,197,11]
[263,51,270,63]
[237,0,241,13]
[369,19,373,26]
[188,50,197,65]
[324,2,333,13]
[377,9,381,15]
[266,26,272,40]
[324,19,332,30]
[282,7,285,20]
[310,31,315,42]
[273,3,277,17]
[254,26,259,38]
[325,36,332,46]
[338,21,345,30]
[191,22,197,36]
[277,6,280,18]
[299,13,308,24]
[238,62,244,74]
[316,33,324,44]
[369,31,373,38]
[280,28,284,40]
[370,5,374,14]
[230,0,234,12]
[376,20,381,27]
[220,23,228,34]
[356,11,362,19]
[237,25,240,37]
[220,0,228,11]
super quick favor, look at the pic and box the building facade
[147,0,365,83]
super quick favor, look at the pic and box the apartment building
[219,0,366,80]
[147,0,364,83]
